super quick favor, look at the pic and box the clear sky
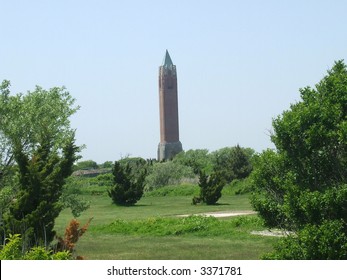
[1,0,346,163]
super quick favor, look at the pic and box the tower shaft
[157,50,183,161]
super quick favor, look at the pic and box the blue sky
[1,0,346,163]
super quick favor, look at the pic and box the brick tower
[157,50,183,161]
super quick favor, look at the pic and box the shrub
[108,161,146,206]
[193,171,225,205]
[55,218,92,258]
[173,149,213,174]
[263,220,347,260]
[252,60,347,259]
[73,160,98,171]
[0,234,72,260]
[145,161,195,191]
[0,234,22,260]
[144,184,199,197]
[23,246,51,260]
[211,145,253,183]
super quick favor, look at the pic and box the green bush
[223,177,253,195]
[0,234,22,260]
[23,246,51,260]
[173,149,213,174]
[0,234,72,260]
[193,171,225,205]
[263,220,347,260]
[145,161,195,191]
[108,161,146,206]
[145,184,199,197]
[252,60,347,259]
[93,173,113,187]
[64,174,112,196]
[211,145,254,184]
[73,160,98,171]
[59,192,90,218]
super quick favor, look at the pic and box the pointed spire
[162,49,173,67]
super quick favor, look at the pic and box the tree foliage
[193,171,225,205]
[73,160,98,171]
[171,146,254,188]
[108,161,146,206]
[173,149,213,174]
[211,145,254,183]
[0,81,80,249]
[145,161,195,191]
[252,60,347,259]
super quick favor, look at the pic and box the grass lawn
[54,189,277,260]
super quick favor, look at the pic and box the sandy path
[177,211,291,237]
[177,210,257,218]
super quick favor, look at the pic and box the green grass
[75,234,275,260]
[55,193,253,230]
[54,183,276,260]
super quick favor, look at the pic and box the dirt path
[177,210,257,218]
[177,211,291,237]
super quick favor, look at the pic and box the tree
[73,160,98,171]
[252,60,347,259]
[100,161,113,169]
[0,81,80,249]
[211,145,254,183]
[108,161,146,206]
[173,149,213,174]
[145,160,195,191]
[193,171,225,205]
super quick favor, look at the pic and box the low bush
[224,177,253,195]
[145,161,196,191]
[55,218,92,259]
[108,161,146,206]
[193,171,225,205]
[144,184,199,197]
[263,220,347,260]
[0,234,72,260]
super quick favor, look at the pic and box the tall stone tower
[157,50,183,161]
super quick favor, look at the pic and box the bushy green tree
[173,149,213,174]
[145,161,195,191]
[99,161,113,169]
[263,220,347,260]
[118,157,148,178]
[0,81,80,249]
[193,171,225,205]
[0,233,72,260]
[73,160,98,171]
[4,131,79,249]
[252,60,347,259]
[211,145,253,183]
[108,161,146,206]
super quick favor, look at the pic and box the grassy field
[54,184,277,260]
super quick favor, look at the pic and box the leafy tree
[0,81,80,249]
[118,157,147,178]
[193,171,225,205]
[173,149,213,174]
[4,128,79,249]
[263,220,347,260]
[145,161,195,191]
[59,191,90,218]
[108,161,146,206]
[252,60,347,259]
[211,145,254,183]
[73,160,98,171]
[99,161,113,169]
